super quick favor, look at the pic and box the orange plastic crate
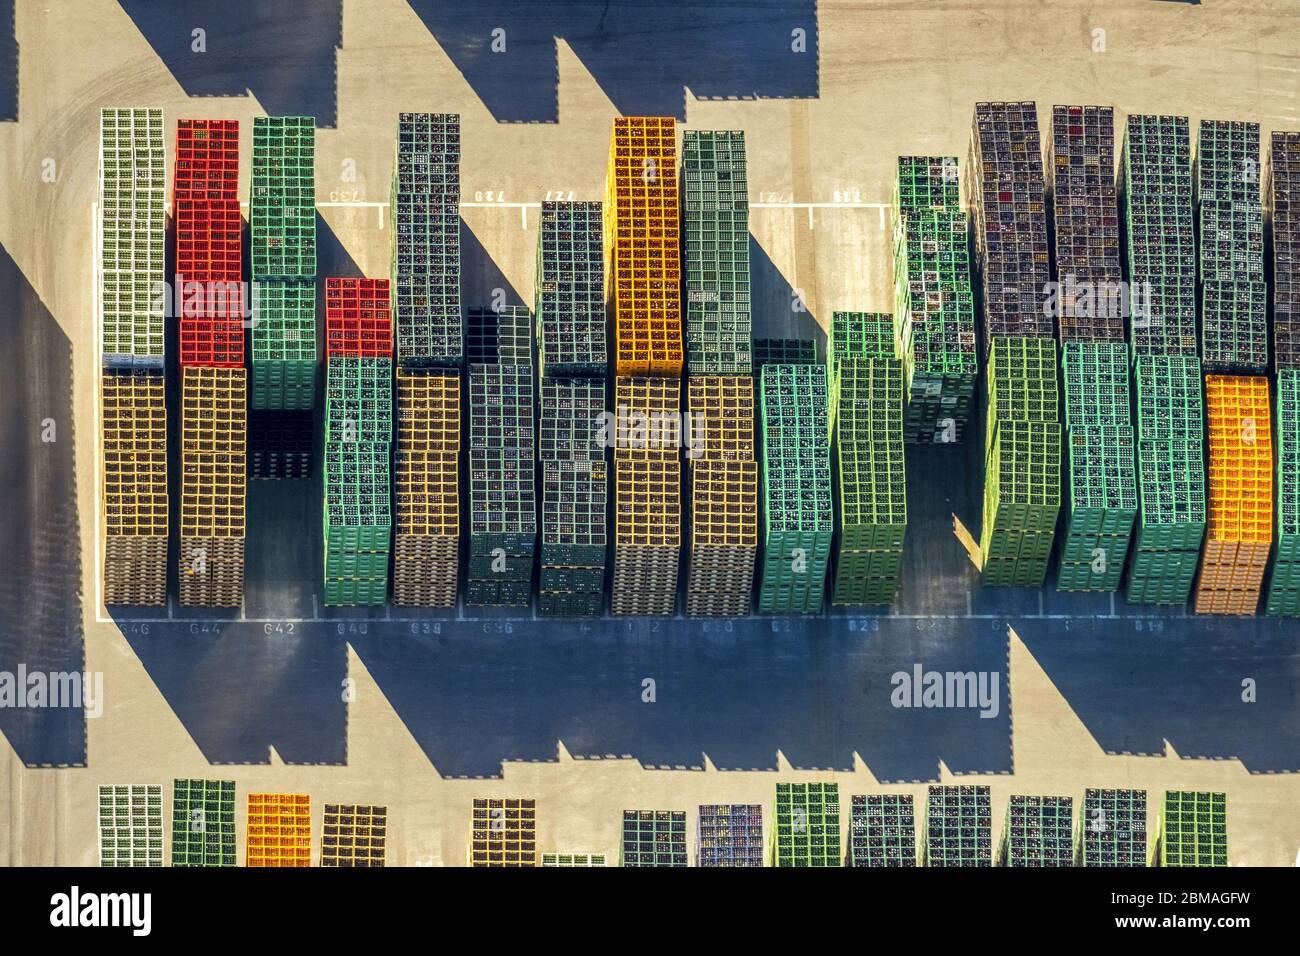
[247,793,311,867]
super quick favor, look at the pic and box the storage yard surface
[3,0,1300,865]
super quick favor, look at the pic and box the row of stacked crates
[1050,107,1137,593]
[607,117,683,615]
[323,279,392,605]
[970,102,1061,587]
[682,130,757,615]
[891,157,977,443]
[248,117,316,481]
[829,313,907,605]
[1121,115,1206,604]
[537,201,607,616]
[100,108,168,605]
[1268,134,1300,616]
[176,119,247,607]
[466,307,536,606]
[392,113,462,607]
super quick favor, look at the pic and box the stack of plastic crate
[1270,133,1300,368]
[178,367,247,606]
[467,307,535,607]
[1267,371,1300,615]
[538,379,606,616]
[1057,342,1137,591]
[921,785,992,867]
[1048,106,1124,340]
[246,793,311,867]
[1153,791,1227,867]
[171,778,236,867]
[100,108,168,605]
[469,798,537,867]
[891,156,976,443]
[696,804,763,867]
[969,102,1053,346]
[681,130,757,616]
[321,804,387,867]
[1049,108,1137,593]
[620,810,687,867]
[323,278,393,606]
[996,795,1074,867]
[606,117,683,615]
[682,130,751,374]
[1128,355,1207,604]
[848,794,916,867]
[1197,121,1267,373]
[101,369,169,606]
[393,113,462,366]
[249,116,316,477]
[537,202,607,616]
[981,337,1061,587]
[758,358,833,613]
[98,784,163,867]
[771,783,841,867]
[1121,115,1197,357]
[392,115,463,608]
[684,375,757,616]
[1195,375,1272,614]
[541,853,607,866]
[173,119,248,607]
[830,313,907,605]
[610,377,681,615]
[1075,788,1147,867]
[392,368,460,607]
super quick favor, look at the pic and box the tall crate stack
[1122,116,1207,605]
[1268,371,1300,615]
[1270,133,1300,369]
[682,131,757,616]
[1121,115,1198,356]
[758,356,833,613]
[968,102,1053,345]
[100,108,168,605]
[1269,134,1300,617]
[606,117,683,615]
[1050,107,1137,592]
[393,114,463,607]
[1075,788,1147,867]
[1129,355,1207,603]
[921,784,992,867]
[1195,376,1272,614]
[830,313,907,605]
[685,376,757,615]
[323,278,393,605]
[1153,791,1227,867]
[249,116,315,478]
[891,156,976,443]
[848,794,916,867]
[537,202,606,616]
[996,795,1073,867]
[1058,342,1136,590]
[981,338,1061,586]
[467,306,535,607]
[697,804,763,867]
[970,104,1061,587]
[771,783,841,867]
[175,119,247,607]
[1197,121,1267,373]
[621,810,687,867]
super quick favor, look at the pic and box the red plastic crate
[179,283,245,367]
[325,277,392,358]
[175,119,240,201]
[175,197,243,282]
